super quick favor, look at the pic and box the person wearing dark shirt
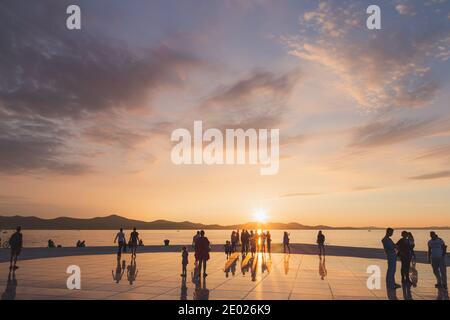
[9,226,23,271]
[129,227,140,258]
[317,231,326,256]
[396,231,412,285]
[181,246,189,277]
[194,230,210,278]
[266,231,272,253]
[382,228,401,290]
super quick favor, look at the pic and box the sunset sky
[1,0,450,227]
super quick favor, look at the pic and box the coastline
[1,243,448,265]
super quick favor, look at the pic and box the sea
[0,229,449,251]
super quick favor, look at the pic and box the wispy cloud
[283,0,449,109]
[409,170,450,180]
[349,117,450,148]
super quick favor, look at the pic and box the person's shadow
[1,271,17,300]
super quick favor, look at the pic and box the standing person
[266,231,272,253]
[181,246,189,277]
[261,231,266,253]
[317,231,326,256]
[240,230,246,254]
[382,228,401,290]
[408,232,416,263]
[396,231,412,285]
[129,227,140,258]
[283,232,290,254]
[114,228,126,257]
[192,231,200,249]
[8,226,23,271]
[250,231,256,256]
[231,231,236,253]
[195,230,210,278]
[428,231,448,290]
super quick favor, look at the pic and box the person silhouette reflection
[180,275,187,300]
[319,255,327,280]
[127,257,138,285]
[1,271,17,300]
[193,278,209,300]
[437,287,449,300]
[386,288,398,300]
[284,254,290,275]
[112,258,126,283]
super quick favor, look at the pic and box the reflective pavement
[0,252,448,300]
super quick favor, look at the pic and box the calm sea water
[1,229,448,251]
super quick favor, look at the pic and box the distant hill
[0,215,448,230]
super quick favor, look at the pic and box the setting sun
[253,209,268,223]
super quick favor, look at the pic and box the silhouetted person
[266,231,272,253]
[192,231,200,249]
[261,231,266,253]
[48,239,55,248]
[181,246,189,277]
[114,228,126,257]
[9,226,22,271]
[317,231,325,256]
[129,228,140,258]
[194,230,210,278]
[241,230,248,254]
[382,228,401,289]
[283,231,290,254]
[396,231,412,286]
[224,241,232,259]
[428,231,447,290]
[250,231,256,256]
[408,232,416,263]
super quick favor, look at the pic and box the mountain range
[0,215,448,230]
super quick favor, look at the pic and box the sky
[0,0,450,227]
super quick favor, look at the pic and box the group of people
[113,227,142,258]
[240,230,273,255]
[188,230,211,279]
[382,228,447,292]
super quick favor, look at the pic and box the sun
[253,209,268,223]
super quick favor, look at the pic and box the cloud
[349,117,450,148]
[0,1,202,119]
[200,69,301,129]
[284,0,450,109]
[352,186,380,191]
[409,170,450,180]
[0,1,203,174]
[0,116,91,175]
[280,192,323,198]
[413,144,450,161]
